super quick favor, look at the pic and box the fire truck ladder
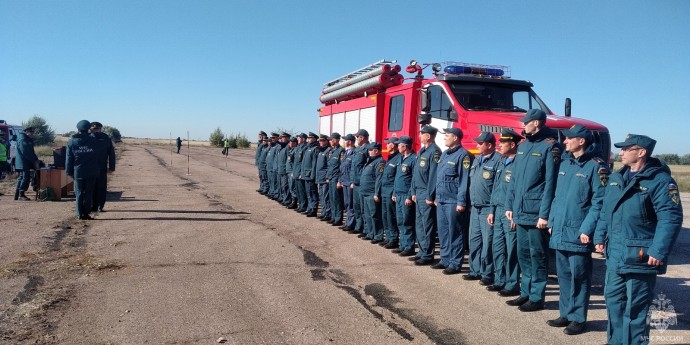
[323,59,396,89]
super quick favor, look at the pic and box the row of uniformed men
[253,108,682,343]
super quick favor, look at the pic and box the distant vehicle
[0,119,24,172]
[318,59,610,160]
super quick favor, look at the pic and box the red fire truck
[318,59,610,158]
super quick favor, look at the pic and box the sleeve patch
[462,156,471,169]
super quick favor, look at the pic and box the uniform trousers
[414,199,436,260]
[329,180,343,223]
[469,206,494,279]
[343,184,354,228]
[436,202,465,270]
[395,193,416,252]
[362,193,383,240]
[305,180,318,214]
[318,182,331,218]
[516,224,549,303]
[605,270,656,345]
[556,250,592,323]
[352,185,365,232]
[493,207,521,291]
[296,179,307,211]
[92,170,108,210]
[381,189,398,244]
[74,177,96,217]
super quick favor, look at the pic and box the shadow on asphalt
[96,216,246,221]
[104,209,249,215]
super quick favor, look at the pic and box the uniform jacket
[276,142,289,174]
[360,155,385,196]
[91,131,116,173]
[394,152,416,200]
[286,146,295,174]
[436,145,472,206]
[548,146,608,252]
[258,143,271,171]
[255,141,265,166]
[15,132,38,170]
[339,147,354,185]
[316,145,332,183]
[265,143,276,172]
[271,143,282,173]
[350,143,369,186]
[505,127,561,225]
[469,151,501,207]
[292,142,307,178]
[410,142,442,201]
[594,158,683,275]
[380,151,400,195]
[326,145,344,182]
[489,155,515,213]
[66,133,99,179]
[301,141,320,181]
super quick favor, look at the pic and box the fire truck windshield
[446,80,551,114]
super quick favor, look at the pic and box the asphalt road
[1,144,688,344]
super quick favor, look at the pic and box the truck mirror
[565,98,571,117]
[420,88,429,112]
[448,107,458,121]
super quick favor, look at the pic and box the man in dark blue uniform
[348,129,370,235]
[316,134,332,221]
[257,136,271,195]
[338,134,356,230]
[266,132,280,199]
[255,131,267,192]
[487,128,524,296]
[380,137,400,248]
[466,132,501,284]
[292,133,308,212]
[89,122,116,212]
[326,133,344,226]
[360,142,385,243]
[301,132,320,217]
[432,127,471,274]
[66,120,99,220]
[392,136,416,256]
[505,109,562,312]
[546,124,608,335]
[276,133,291,205]
[285,137,298,209]
[410,125,442,265]
[176,136,182,154]
[14,127,39,201]
[594,134,683,345]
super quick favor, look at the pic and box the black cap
[318,134,329,141]
[76,120,91,131]
[420,125,438,135]
[614,134,657,154]
[330,132,341,140]
[397,136,413,146]
[289,137,298,143]
[90,121,103,129]
[384,137,398,144]
[366,142,382,150]
[473,131,495,143]
[355,129,369,137]
[442,127,463,139]
[296,132,307,139]
[307,132,318,139]
[343,134,355,141]
[520,109,547,123]
[271,132,280,138]
[259,131,267,136]
[499,128,524,142]
[280,132,291,138]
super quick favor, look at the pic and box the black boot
[14,189,19,200]
[18,191,31,201]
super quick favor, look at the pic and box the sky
[1,0,689,154]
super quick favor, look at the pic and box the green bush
[209,127,225,147]
[23,115,55,146]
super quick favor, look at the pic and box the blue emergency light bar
[441,62,510,78]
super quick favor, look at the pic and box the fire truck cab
[318,59,610,159]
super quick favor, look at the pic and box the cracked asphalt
[1,143,688,344]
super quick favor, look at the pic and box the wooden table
[38,168,73,201]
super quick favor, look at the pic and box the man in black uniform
[89,122,116,212]
[66,120,100,220]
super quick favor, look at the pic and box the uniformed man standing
[265,133,279,199]
[546,124,607,335]
[326,133,344,226]
[66,120,99,220]
[255,131,267,193]
[360,142,385,243]
[292,133,308,212]
[487,128,524,297]
[339,134,356,231]
[505,109,562,312]
[316,134,332,221]
[276,133,291,205]
[14,127,39,201]
[594,134,682,345]
[410,125,442,265]
[257,136,271,195]
[380,137,400,248]
[301,132,320,217]
[176,136,183,154]
[466,132,501,284]
[430,127,471,274]
[285,137,298,208]
[90,122,116,212]
[392,136,416,256]
[348,129,370,235]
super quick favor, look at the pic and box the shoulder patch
[378,163,385,173]
[669,184,680,204]
[433,151,441,163]
[462,156,470,169]
[551,145,562,165]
